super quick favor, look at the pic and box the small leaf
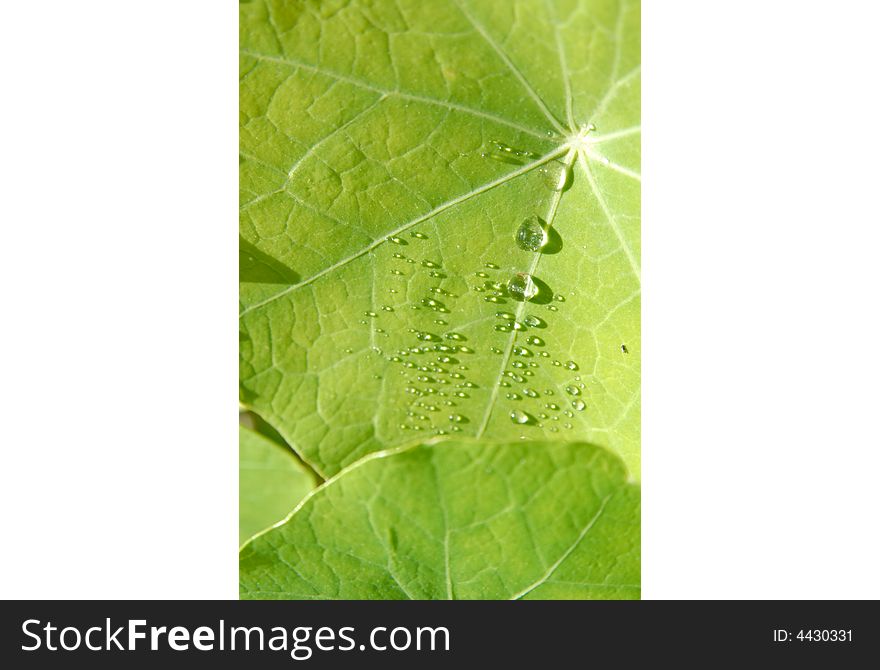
[239,426,316,545]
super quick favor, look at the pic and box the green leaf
[240,439,639,599]
[239,0,640,480]
[239,425,316,545]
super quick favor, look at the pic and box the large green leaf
[240,439,639,599]
[239,425,316,544]
[239,0,640,477]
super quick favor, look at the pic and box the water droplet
[490,346,503,354]
[508,273,538,301]
[344,347,353,354]
[484,295,501,303]
[422,260,440,269]
[485,262,500,269]
[549,426,559,433]
[391,269,403,276]
[449,414,466,423]
[572,399,586,411]
[417,375,435,383]
[547,304,558,311]
[546,403,560,411]
[506,393,520,400]
[387,236,405,245]
[364,311,377,317]
[564,360,579,371]
[523,314,545,328]
[382,305,394,312]
[428,271,445,278]
[511,360,526,369]
[510,409,529,424]
[512,321,525,331]
[416,331,441,342]
[494,324,512,333]
[434,319,448,325]
[445,332,466,341]
[513,345,532,357]
[526,335,544,346]
[565,385,580,396]
[540,161,571,191]
[522,388,538,398]
[495,311,515,320]
[411,231,428,240]
[563,422,572,429]
[543,389,554,396]
[459,345,474,353]
[539,351,549,358]
[392,252,406,259]
[554,294,566,302]
[515,215,548,252]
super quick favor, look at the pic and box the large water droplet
[515,216,548,252]
[510,409,529,424]
[523,314,545,328]
[564,360,579,371]
[565,385,580,396]
[508,273,538,301]
[525,335,544,346]
[522,388,538,398]
[572,399,586,411]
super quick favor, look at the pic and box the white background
[1,1,878,599]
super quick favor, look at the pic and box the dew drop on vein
[539,161,571,191]
[508,273,538,301]
[515,216,548,252]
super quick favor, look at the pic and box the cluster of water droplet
[353,138,616,439]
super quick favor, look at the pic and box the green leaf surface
[240,439,639,599]
[239,425,316,545]
[239,0,640,480]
